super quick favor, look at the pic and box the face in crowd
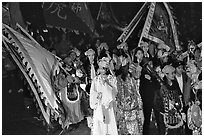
[142,43,149,53]
[64,57,72,66]
[166,70,175,81]
[175,65,183,76]
[149,43,156,56]
[162,56,168,63]
[70,52,77,61]
[98,57,110,75]
[95,39,101,48]
[135,49,144,61]
[87,52,95,64]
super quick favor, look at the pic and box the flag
[9,2,26,29]
[2,5,10,25]
[97,2,124,30]
[2,24,63,126]
[43,2,94,35]
[138,2,180,51]
[69,2,95,33]
[19,2,46,30]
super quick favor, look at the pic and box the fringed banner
[2,23,64,127]
[138,2,180,51]
[117,2,149,42]
[138,2,156,46]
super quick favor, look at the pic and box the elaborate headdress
[69,48,81,56]
[84,48,95,56]
[162,65,175,75]
[98,48,110,68]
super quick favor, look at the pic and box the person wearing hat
[140,41,150,59]
[139,58,161,135]
[156,65,185,134]
[173,61,192,135]
[89,52,118,135]
[173,61,192,106]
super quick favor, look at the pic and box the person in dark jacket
[139,59,160,135]
[173,60,192,134]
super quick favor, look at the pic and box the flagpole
[124,15,143,42]
[117,2,149,42]
[138,2,156,47]
[2,34,51,125]
[163,2,180,51]
[97,2,103,21]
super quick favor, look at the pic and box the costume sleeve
[89,78,100,109]
[110,76,118,97]
[101,76,118,109]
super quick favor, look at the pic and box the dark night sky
[89,2,202,47]
[16,2,202,48]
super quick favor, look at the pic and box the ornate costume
[53,58,85,128]
[90,74,118,135]
[116,74,144,135]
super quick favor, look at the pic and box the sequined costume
[116,75,144,135]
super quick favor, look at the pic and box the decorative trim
[2,24,64,127]
[117,2,149,42]
[138,2,156,47]
[163,2,180,51]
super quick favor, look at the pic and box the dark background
[3,2,201,49]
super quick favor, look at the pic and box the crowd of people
[2,22,202,135]
[2,2,202,135]
[43,29,202,135]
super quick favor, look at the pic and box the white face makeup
[166,71,175,80]
[142,44,149,53]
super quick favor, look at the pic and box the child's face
[135,50,144,60]
[64,57,72,66]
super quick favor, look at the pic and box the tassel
[24,62,28,67]
[27,68,31,73]
[15,46,19,50]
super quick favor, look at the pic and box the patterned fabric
[116,75,144,135]
[61,86,84,128]
[187,103,202,135]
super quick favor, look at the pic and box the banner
[42,2,94,35]
[2,24,63,125]
[97,2,124,31]
[139,2,180,51]
[97,3,119,24]
[9,2,26,29]
[69,2,95,33]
